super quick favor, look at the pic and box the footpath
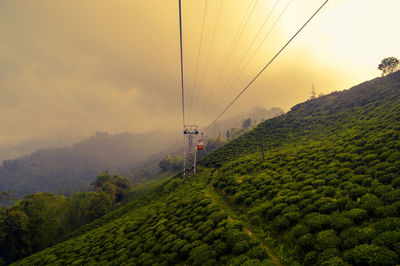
[204,172,282,266]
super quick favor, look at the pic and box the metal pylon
[183,124,199,178]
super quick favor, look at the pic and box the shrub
[189,244,217,266]
[340,227,363,249]
[297,233,314,250]
[330,214,353,232]
[209,212,227,224]
[290,224,309,239]
[273,215,290,231]
[246,246,267,260]
[345,208,368,224]
[360,194,382,216]
[315,230,340,250]
[305,213,331,233]
[345,244,398,266]
[372,231,400,253]
[233,192,247,204]
[321,256,345,266]
[318,248,340,265]
[382,189,400,205]
[303,251,318,265]
[227,254,251,266]
[213,240,228,256]
[241,259,264,266]
[232,240,251,255]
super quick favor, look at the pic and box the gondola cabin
[197,139,204,150]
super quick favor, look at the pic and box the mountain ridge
[0,131,178,198]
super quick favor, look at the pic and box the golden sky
[0,0,399,158]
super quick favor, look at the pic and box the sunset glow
[0,0,399,157]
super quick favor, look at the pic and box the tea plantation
[201,71,400,265]
[14,71,400,265]
[13,169,272,265]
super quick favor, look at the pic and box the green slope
[15,71,400,265]
[13,169,273,265]
[199,71,400,265]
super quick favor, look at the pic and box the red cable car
[196,139,204,150]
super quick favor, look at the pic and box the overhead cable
[178,0,185,127]
[188,0,209,123]
[205,0,330,130]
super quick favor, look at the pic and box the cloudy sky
[0,0,399,159]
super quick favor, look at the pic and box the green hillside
[14,71,400,265]
[200,71,400,265]
[13,170,273,265]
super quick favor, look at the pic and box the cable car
[197,139,204,150]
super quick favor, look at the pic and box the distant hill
[207,106,284,137]
[0,131,179,198]
[0,107,283,201]
[15,71,400,265]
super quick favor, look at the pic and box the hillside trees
[14,172,271,265]
[92,172,131,203]
[0,209,29,263]
[205,137,227,153]
[378,57,399,76]
[159,156,172,171]
[64,192,111,230]
[242,118,252,129]
[159,155,184,172]
[0,190,17,206]
[0,172,129,265]
[226,130,231,141]
[0,192,111,264]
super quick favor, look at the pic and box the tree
[189,244,216,266]
[0,210,30,263]
[16,193,66,251]
[242,118,252,130]
[1,160,19,171]
[0,190,17,205]
[378,57,399,76]
[65,192,111,230]
[159,156,172,172]
[159,155,183,172]
[171,155,184,171]
[92,172,131,202]
[226,130,230,141]
[345,244,398,265]
[205,138,225,153]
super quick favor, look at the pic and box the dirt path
[205,174,282,266]
[243,228,282,266]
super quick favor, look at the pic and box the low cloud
[0,0,377,160]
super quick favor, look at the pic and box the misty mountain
[206,106,284,136]
[0,106,284,201]
[0,138,74,163]
[0,131,179,198]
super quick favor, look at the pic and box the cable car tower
[183,124,199,178]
